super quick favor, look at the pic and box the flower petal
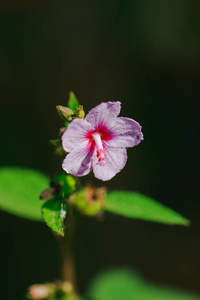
[62,147,93,177]
[62,118,94,152]
[107,117,143,148]
[85,101,121,128]
[92,146,127,181]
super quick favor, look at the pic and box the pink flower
[62,102,143,181]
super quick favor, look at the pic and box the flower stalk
[57,211,77,291]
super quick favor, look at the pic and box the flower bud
[27,284,55,300]
[69,185,106,216]
[56,105,74,121]
[75,105,85,119]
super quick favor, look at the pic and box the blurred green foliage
[0,166,189,234]
[0,167,48,221]
[89,269,200,300]
[105,191,189,225]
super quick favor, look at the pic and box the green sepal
[50,139,62,147]
[55,147,67,158]
[64,121,69,128]
[41,197,66,236]
[50,139,67,158]
[54,173,76,198]
[67,91,79,112]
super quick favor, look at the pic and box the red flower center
[86,124,112,166]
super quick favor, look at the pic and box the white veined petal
[62,118,94,152]
[92,146,127,181]
[62,147,94,177]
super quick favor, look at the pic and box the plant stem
[58,212,77,290]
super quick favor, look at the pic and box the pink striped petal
[62,147,93,177]
[107,117,143,148]
[62,118,94,152]
[85,101,121,128]
[92,146,127,181]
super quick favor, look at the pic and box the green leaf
[41,198,66,236]
[67,91,79,112]
[0,167,49,221]
[105,191,189,226]
[89,269,200,300]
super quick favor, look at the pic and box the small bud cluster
[27,281,75,300]
[51,92,85,158]
[27,283,54,300]
[56,104,85,122]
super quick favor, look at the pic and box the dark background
[0,0,200,299]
